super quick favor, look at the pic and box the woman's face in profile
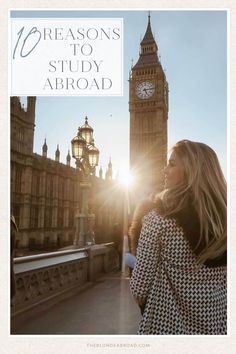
[164,151,184,188]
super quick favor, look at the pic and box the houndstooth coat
[130,210,227,335]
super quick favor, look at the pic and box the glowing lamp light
[87,142,99,168]
[71,134,86,159]
[80,116,94,144]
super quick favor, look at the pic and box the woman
[130,140,227,335]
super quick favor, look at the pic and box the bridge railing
[12,243,119,317]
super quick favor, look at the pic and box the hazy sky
[23,10,227,177]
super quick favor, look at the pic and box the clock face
[135,81,155,99]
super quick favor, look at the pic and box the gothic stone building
[129,15,169,199]
[11,97,122,253]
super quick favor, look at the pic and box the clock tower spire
[140,12,158,55]
[129,14,169,199]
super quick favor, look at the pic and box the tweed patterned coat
[130,210,227,335]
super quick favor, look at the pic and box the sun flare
[118,169,135,187]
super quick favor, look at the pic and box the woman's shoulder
[141,210,166,231]
[142,210,182,239]
[143,209,177,226]
[143,209,161,221]
[139,210,180,246]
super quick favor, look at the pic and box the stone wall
[11,243,119,317]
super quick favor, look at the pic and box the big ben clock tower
[129,14,169,199]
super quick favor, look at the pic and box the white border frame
[1,2,234,354]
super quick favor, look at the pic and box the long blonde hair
[157,140,227,264]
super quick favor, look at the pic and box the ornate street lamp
[87,140,99,170]
[71,117,99,247]
[80,116,93,144]
[71,133,86,161]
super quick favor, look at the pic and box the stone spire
[55,144,60,162]
[133,13,159,69]
[141,12,155,44]
[105,157,113,181]
[26,97,36,123]
[42,138,48,158]
[66,150,71,166]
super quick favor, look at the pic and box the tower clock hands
[135,81,155,99]
[143,88,154,92]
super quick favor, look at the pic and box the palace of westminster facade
[11,97,119,252]
[10,15,168,252]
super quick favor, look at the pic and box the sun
[118,169,135,187]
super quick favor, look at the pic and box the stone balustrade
[12,243,119,317]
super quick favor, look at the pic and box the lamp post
[121,184,131,275]
[71,116,99,247]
